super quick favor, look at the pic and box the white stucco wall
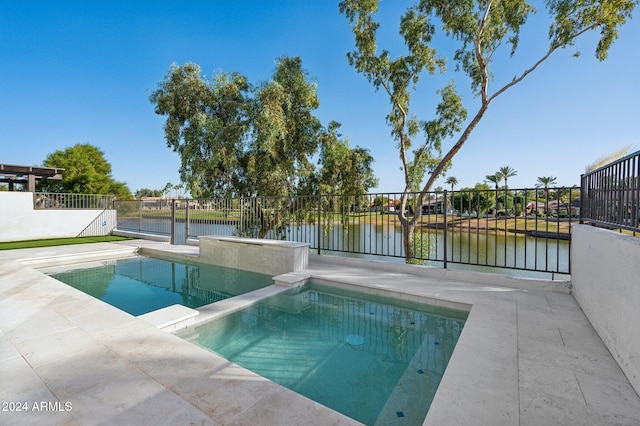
[0,192,116,242]
[571,225,640,394]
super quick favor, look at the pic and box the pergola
[0,163,64,192]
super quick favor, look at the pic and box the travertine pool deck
[1,240,639,425]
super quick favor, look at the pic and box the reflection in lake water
[117,218,569,277]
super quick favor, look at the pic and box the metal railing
[116,187,579,276]
[33,192,114,209]
[580,150,640,235]
[113,198,175,238]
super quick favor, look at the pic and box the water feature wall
[198,236,310,276]
[571,225,640,394]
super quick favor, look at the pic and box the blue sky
[1,1,638,195]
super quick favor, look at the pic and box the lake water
[117,218,570,276]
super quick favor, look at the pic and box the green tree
[318,121,378,196]
[173,183,183,198]
[372,195,390,213]
[445,176,459,192]
[151,63,251,198]
[499,166,517,214]
[536,176,557,199]
[499,166,517,190]
[151,57,377,236]
[244,57,323,199]
[135,188,164,199]
[163,182,173,198]
[455,182,493,215]
[485,172,503,216]
[472,182,494,214]
[485,173,503,191]
[446,176,460,213]
[537,176,557,189]
[37,143,132,198]
[340,0,635,261]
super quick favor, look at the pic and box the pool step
[139,304,199,332]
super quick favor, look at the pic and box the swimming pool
[178,282,468,425]
[43,255,274,316]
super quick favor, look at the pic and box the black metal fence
[116,187,579,276]
[580,150,640,235]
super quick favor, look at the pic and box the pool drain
[345,334,365,346]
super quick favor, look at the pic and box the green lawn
[0,235,132,250]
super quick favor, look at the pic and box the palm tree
[173,183,183,198]
[536,176,557,199]
[499,166,517,190]
[498,166,517,214]
[536,176,557,189]
[163,182,173,199]
[445,176,458,192]
[485,172,503,216]
[445,176,459,214]
[535,177,557,217]
[485,172,503,191]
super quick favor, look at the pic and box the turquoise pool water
[180,283,468,425]
[45,255,273,316]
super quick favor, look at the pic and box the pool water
[45,255,273,316]
[181,283,467,425]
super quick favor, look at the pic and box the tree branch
[475,0,493,104]
[489,23,599,102]
[378,77,412,196]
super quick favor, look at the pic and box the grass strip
[0,235,132,250]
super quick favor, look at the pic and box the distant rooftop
[0,163,64,192]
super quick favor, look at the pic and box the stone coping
[199,235,310,248]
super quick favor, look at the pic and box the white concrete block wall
[0,192,115,242]
[199,236,309,276]
[571,225,640,394]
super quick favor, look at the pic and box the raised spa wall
[198,236,310,277]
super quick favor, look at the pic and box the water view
[118,217,570,277]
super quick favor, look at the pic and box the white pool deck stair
[1,239,640,425]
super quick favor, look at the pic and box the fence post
[443,190,448,269]
[579,174,586,225]
[185,199,190,243]
[317,194,321,255]
[170,199,176,245]
[239,198,243,236]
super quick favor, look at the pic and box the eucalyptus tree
[340,0,635,261]
[318,125,378,196]
[151,57,377,237]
